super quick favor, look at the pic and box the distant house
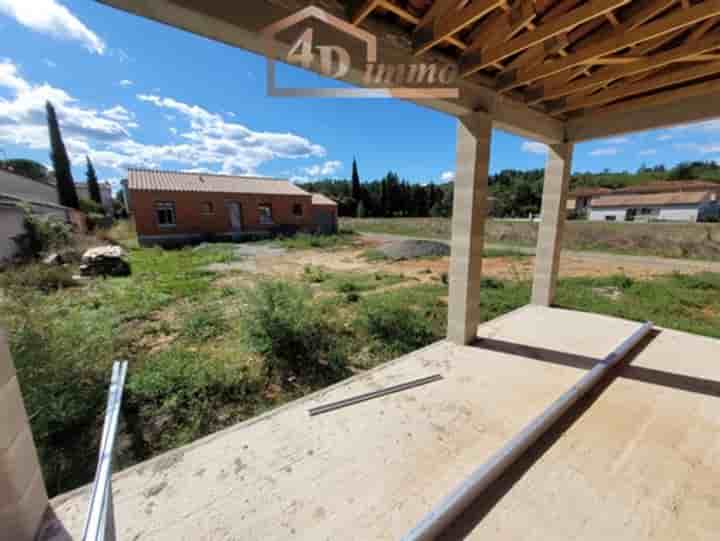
[589,191,717,222]
[128,169,338,246]
[75,181,113,213]
[567,187,611,216]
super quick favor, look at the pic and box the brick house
[127,169,337,246]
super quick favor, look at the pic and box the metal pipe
[308,374,443,416]
[82,361,127,541]
[403,322,654,541]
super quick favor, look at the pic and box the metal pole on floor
[402,321,654,541]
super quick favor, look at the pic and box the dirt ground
[213,237,715,288]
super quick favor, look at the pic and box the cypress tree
[86,155,103,207]
[46,101,79,209]
[351,157,361,200]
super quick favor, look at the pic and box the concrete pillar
[0,329,49,541]
[447,114,492,345]
[531,143,574,306]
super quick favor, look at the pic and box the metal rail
[82,360,128,541]
[308,374,443,416]
[403,322,654,541]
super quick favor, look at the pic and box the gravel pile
[378,240,450,260]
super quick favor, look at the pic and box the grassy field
[341,217,720,260]
[2,223,720,496]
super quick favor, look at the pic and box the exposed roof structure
[127,169,311,197]
[613,179,720,192]
[591,189,713,206]
[351,0,720,120]
[311,193,338,206]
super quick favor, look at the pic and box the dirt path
[360,232,720,276]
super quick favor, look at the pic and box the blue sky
[2,0,720,193]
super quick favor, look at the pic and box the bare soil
[210,237,716,286]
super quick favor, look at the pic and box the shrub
[302,265,329,283]
[359,299,440,355]
[79,197,105,215]
[14,207,72,259]
[336,280,359,294]
[127,349,256,450]
[181,306,228,341]
[0,264,76,292]
[241,280,349,384]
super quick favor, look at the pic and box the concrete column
[0,329,49,540]
[447,114,492,345]
[531,143,574,306]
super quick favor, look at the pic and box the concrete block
[0,328,16,388]
[0,427,42,509]
[0,469,48,541]
[531,143,573,307]
[447,115,492,345]
[0,376,30,451]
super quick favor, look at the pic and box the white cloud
[521,141,548,155]
[0,0,105,54]
[440,171,455,182]
[102,105,133,122]
[0,59,129,154]
[136,93,326,174]
[118,79,133,87]
[638,148,657,156]
[589,147,619,157]
[304,160,342,177]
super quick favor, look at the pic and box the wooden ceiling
[346,0,720,120]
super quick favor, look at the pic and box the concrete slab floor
[50,306,720,540]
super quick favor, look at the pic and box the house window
[639,207,659,216]
[292,203,303,217]
[200,201,214,215]
[259,204,274,225]
[605,215,616,221]
[155,201,176,227]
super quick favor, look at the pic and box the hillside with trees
[300,160,720,219]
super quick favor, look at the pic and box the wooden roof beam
[413,0,506,56]
[496,0,720,92]
[460,0,630,77]
[550,59,720,115]
[566,77,720,141]
[350,0,380,25]
[531,33,720,103]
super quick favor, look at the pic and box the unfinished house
[3,1,720,540]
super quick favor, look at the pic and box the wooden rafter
[532,33,720,103]
[549,59,720,114]
[413,0,506,55]
[496,0,720,92]
[461,0,630,77]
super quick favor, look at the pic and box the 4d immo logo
[262,6,459,99]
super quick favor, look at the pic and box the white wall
[658,205,700,222]
[0,170,58,205]
[0,206,25,261]
[590,205,701,222]
[589,207,627,221]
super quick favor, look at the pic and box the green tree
[85,155,103,209]
[0,159,48,180]
[357,200,367,218]
[46,101,79,209]
[351,157,361,201]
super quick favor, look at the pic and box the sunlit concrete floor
[51,305,720,540]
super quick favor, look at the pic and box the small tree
[86,155,103,209]
[46,101,79,209]
[351,157,361,202]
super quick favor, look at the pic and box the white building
[589,191,717,222]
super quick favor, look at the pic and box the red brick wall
[130,190,314,237]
